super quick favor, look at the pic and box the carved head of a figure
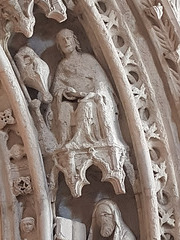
[20,217,35,233]
[95,202,116,237]
[56,29,80,55]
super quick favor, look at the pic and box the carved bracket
[51,145,128,197]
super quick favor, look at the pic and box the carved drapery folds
[0,0,180,240]
[88,199,136,240]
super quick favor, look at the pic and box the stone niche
[8,5,139,240]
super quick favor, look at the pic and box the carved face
[56,29,76,55]
[95,204,116,238]
[20,217,35,233]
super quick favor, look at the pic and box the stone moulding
[74,0,180,239]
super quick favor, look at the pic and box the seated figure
[88,199,136,240]
[51,28,126,150]
[48,29,131,197]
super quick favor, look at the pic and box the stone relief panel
[9,6,137,238]
[0,84,37,240]
[1,0,180,239]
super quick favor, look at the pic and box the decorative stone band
[73,0,179,239]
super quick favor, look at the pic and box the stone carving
[0,108,15,130]
[50,28,129,197]
[54,217,86,240]
[153,3,163,20]
[168,0,180,24]
[15,46,52,103]
[79,0,178,239]
[0,0,35,41]
[20,217,36,240]
[34,0,67,22]
[9,144,26,161]
[0,0,67,44]
[88,199,136,240]
[20,217,35,233]
[13,176,32,196]
[29,99,58,156]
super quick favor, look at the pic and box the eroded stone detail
[9,144,26,161]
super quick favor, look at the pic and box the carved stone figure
[50,29,130,197]
[51,28,125,149]
[88,199,136,240]
[20,217,36,240]
[15,46,52,103]
[20,217,35,233]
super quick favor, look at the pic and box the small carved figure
[88,199,136,240]
[20,217,35,233]
[20,217,36,240]
[9,144,26,161]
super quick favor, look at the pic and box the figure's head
[20,217,35,233]
[56,29,80,55]
[94,201,116,238]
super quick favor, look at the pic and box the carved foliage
[92,0,176,238]
[143,0,180,101]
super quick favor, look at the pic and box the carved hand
[64,87,87,99]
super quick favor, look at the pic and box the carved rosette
[13,176,33,196]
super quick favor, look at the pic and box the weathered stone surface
[0,0,180,240]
